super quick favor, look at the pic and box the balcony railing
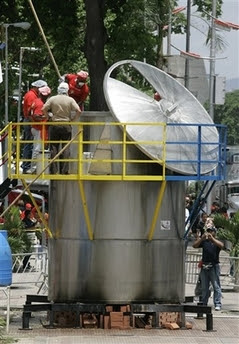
[0,121,227,182]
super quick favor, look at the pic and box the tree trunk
[84,0,108,111]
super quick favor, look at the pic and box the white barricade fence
[12,246,48,291]
[185,251,239,289]
[0,286,10,333]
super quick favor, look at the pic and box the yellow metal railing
[2,121,167,182]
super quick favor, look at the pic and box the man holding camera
[193,227,224,310]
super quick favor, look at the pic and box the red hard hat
[25,203,32,210]
[154,92,161,101]
[77,70,89,81]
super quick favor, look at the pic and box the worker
[26,86,51,174]
[42,82,81,174]
[22,79,48,173]
[64,70,90,110]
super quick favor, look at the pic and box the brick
[123,315,130,326]
[126,304,131,312]
[185,321,193,329]
[120,305,127,312]
[110,312,123,321]
[145,324,152,329]
[164,322,180,330]
[104,315,110,329]
[159,312,182,327]
[105,305,113,312]
[83,313,98,328]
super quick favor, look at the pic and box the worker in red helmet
[154,92,161,101]
[64,70,90,110]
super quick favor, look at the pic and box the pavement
[0,275,239,344]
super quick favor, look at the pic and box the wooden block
[164,322,180,330]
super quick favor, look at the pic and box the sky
[165,0,239,88]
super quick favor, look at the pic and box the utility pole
[167,10,172,57]
[185,0,191,89]
[209,0,217,120]
[207,0,217,214]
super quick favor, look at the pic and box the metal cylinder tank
[48,113,186,303]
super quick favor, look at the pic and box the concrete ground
[0,277,239,344]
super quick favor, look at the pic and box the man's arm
[72,108,81,122]
[209,234,224,249]
[193,233,206,248]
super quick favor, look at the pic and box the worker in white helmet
[42,82,81,174]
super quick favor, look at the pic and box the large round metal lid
[103,60,219,175]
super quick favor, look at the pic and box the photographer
[193,227,224,311]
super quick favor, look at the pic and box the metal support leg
[154,312,160,329]
[49,309,55,328]
[22,311,31,330]
[206,313,213,331]
[180,312,186,328]
[196,302,204,319]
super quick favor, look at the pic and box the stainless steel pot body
[48,180,185,303]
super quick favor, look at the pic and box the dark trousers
[49,125,71,174]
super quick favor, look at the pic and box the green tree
[214,90,239,145]
[0,206,31,254]
[0,0,224,117]
[193,0,223,17]
[213,211,239,291]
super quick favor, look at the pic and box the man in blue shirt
[193,227,224,310]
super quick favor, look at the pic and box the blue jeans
[200,263,222,307]
[22,118,33,170]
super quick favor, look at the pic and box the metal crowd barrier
[185,251,239,290]
[11,246,48,293]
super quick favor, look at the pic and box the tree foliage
[214,90,239,145]
[0,206,31,254]
[213,211,239,291]
[193,0,223,18]
[0,0,225,118]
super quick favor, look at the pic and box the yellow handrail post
[78,124,83,178]
[147,180,167,241]
[78,180,94,240]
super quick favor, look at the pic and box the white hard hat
[57,82,69,94]
[31,79,47,88]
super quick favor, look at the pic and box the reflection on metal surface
[48,180,185,303]
[103,60,219,175]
